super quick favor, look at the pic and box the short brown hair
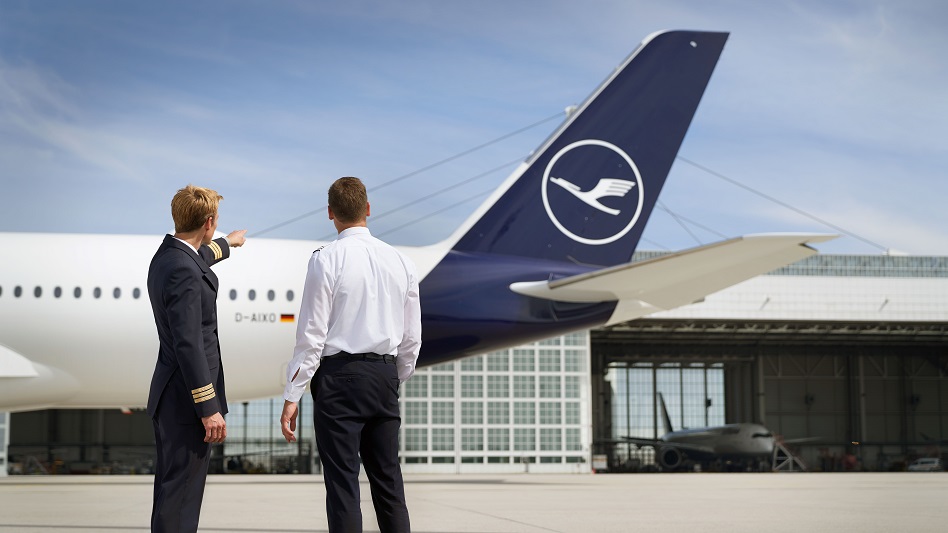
[171,185,222,233]
[328,177,367,223]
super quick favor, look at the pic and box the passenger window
[267,290,275,301]
[54,287,62,298]
[229,289,237,301]
[93,287,102,299]
[113,288,121,299]
[248,289,256,301]
[74,287,82,298]
[34,286,42,298]
[14,286,22,298]
[286,290,294,302]
[133,288,141,299]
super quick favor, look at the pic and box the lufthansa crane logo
[541,139,644,245]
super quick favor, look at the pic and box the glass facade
[398,332,592,472]
[220,331,593,473]
[221,395,316,474]
[0,411,7,477]
[606,362,724,452]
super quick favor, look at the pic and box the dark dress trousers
[314,354,409,533]
[147,235,230,533]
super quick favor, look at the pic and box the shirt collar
[337,226,371,240]
[172,236,200,255]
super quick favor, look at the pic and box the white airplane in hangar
[618,393,777,472]
[0,30,834,413]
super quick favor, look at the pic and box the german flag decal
[280,314,295,323]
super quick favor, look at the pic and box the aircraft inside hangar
[5,252,947,476]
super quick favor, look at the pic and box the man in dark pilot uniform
[147,184,246,533]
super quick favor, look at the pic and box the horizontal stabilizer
[510,234,836,324]
[0,344,39,377]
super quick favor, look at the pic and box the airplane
[0,30,834,412]
[615,393,776,472]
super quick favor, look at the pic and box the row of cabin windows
[0,286,295,302]
[230,289,296,302]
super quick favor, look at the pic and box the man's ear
[365,202,371,217]
[327,206,335,221]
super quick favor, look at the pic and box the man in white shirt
[280,177,421,533]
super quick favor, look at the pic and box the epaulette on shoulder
[313,245,327,255]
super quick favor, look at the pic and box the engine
[658,446,683,470]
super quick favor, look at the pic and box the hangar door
[591,319,948,471]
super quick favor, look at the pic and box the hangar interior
[591,253,948,472]
[5,254,948,475]
[593,319,948,472]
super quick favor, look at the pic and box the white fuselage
[0,232,447,411]
[664,423,775,457]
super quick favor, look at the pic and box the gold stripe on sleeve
[191,384,213,395]
[191,388,214,400]
[208,241,223,260]
[193,391,217,404]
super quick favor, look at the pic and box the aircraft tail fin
[658,392,675,435]
[448,30,729,267]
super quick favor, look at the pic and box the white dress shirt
[283,226,422,402]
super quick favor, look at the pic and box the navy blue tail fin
[450,30,728,267]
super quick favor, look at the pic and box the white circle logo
[541,139,644,245]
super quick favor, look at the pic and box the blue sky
[2,0,946,255]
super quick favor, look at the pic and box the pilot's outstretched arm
[199,230,247,267]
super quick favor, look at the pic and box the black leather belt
[335,351,395,364]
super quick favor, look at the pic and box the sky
[1,0,946,255]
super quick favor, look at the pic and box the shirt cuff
[283,383,306,403]
[397,364,415,383]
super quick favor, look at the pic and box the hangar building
[6,253,948,475]
[595,252,948,472]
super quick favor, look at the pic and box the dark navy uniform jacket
[146,235,230,421]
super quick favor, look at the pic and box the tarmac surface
[0,472,946,532]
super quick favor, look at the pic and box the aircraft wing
[0,343,82,411]
[0,344,39,377]
[619,437,715,457]
[510,233,835,325]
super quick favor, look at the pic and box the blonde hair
[171,185,222,233]
[328,177,367,224]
